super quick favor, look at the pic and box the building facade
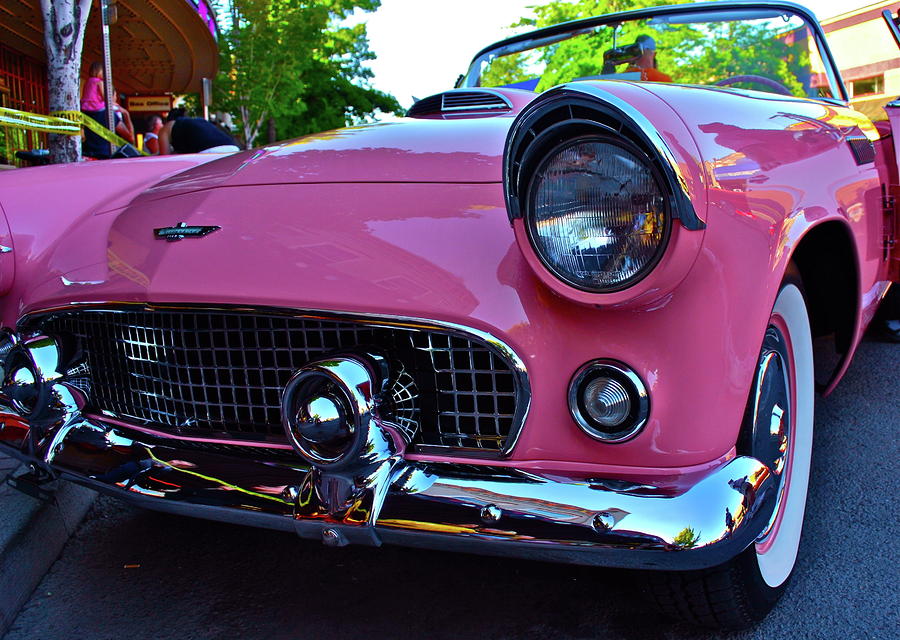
[821,1,900,120]
[0,0,219,116]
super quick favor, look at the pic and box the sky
[355,0,878,109]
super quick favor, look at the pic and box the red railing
[0,43,48,113]
[0,43,49,163]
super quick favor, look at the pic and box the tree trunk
[40,0,92,163]
[267,117,276,144]
[239,104,261,149]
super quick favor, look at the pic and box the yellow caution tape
[51,110,149,155]
[0,107,81,135]
[0,107,148,156]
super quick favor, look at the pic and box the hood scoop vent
[407,90,512,118]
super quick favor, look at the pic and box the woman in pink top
[81,62,105,111]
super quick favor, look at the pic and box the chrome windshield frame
[462,0,848,103]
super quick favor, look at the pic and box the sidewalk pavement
[0,452,96,635]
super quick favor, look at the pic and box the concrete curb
[0,461,96,635]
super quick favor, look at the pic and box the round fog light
[282,356,380,467]
[583,377,631,427]
[569,360,649,443]
[291,391,353,460]
[284,375,356,464]
[8,366,38,415]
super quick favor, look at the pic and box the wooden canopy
[1,0,219,95]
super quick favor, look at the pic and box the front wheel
[644,280,815,629]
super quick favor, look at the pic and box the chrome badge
[154,222,221,242]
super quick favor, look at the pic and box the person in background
[625,35,673,82]
[80,65,135,158]
[113,92,135,144]
[81,62,110,158]
[80,62,106,111]
[143,115,164,154]
[157,108,240,154]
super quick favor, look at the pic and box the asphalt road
[3,340,898,640]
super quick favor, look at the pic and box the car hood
[7,114,524,320]
[135,116,517,204]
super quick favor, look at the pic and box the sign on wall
[127,95,173,112]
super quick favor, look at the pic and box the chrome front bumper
[0,404,776,571]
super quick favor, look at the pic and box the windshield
[464,6,839,100]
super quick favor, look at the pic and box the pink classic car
[0,0,897,629]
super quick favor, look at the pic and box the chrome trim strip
[407,444,510,459]
[17,302,532,458]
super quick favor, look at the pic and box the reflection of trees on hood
[213,0,401,149]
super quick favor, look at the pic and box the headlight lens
[527,136,669,292]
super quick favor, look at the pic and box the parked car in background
[0,1,896,629]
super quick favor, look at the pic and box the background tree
[40,0,92,163]
[215,0,400,148]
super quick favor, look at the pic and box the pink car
[0,1,897,629]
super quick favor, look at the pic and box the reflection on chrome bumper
[0,401,775,571]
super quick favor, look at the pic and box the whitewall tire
[643,275,815,629]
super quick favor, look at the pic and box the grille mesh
[846,135,875,165]
[38,308,522,452]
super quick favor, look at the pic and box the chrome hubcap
[751,326,792,540]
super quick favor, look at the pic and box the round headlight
[526,136,669,292]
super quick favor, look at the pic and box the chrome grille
[35,307,525,453]
[410,332,518,449]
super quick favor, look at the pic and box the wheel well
[789,221,858,367]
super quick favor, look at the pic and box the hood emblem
[154,222,221,242]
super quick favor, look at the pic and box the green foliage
[480,0,814,97]
[675,21,809,96]
[482,1,688,90]
[481,51,536,88]
[214,0,400,147]
[673,526,701,549]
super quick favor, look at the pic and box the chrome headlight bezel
[503,85,706,306]
[568,359,650,443]
[522,131,673,294]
